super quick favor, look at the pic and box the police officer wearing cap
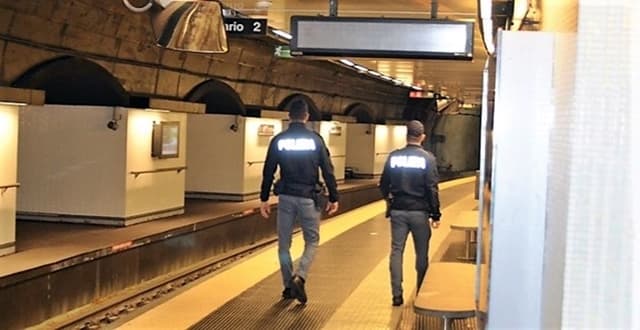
[379,120,441,307]
[259,99,339,304]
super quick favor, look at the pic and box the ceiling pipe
[431,0,438,19]
[329,0,338,17]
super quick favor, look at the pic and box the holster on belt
[385,199,392,218]
[312,183,327,209]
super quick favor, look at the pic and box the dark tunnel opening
[185,79,246,115]
[344,103,375,123]
[12,56,129,106]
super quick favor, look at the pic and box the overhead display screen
[290,16,474,60]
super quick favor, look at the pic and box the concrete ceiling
[220,0,487,103]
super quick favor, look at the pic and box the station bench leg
[456,229,477,262]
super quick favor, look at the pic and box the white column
[487,31,555,328]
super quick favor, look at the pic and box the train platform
[104,177,477,330]
[0,179,389,330]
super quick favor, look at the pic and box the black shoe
[282,288,294,299]
[291,275,307,304]
[392,296,403,306]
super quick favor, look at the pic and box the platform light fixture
[478,0,496,55]
[354,65,368,72]
[122,0,228,53]
[511,0,530,30]
[339,59,355,66]
[272,29,292,40]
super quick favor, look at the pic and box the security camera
[107,120,119,131]
[229,124,239,132]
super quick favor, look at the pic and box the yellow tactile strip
[118,177,476,330]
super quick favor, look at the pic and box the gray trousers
[389,209,432,298]
[277,194,321,288]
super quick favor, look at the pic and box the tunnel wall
[0,0,408,119]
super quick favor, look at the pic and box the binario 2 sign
[223,18,267,35]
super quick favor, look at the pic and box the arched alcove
[277,94,322,121]
[184,79,246,115]
[344,103,375,123]
[12,56,129,106]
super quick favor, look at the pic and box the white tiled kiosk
[186,114,283,201]
[17,105,189,226]
[0,87,42,256]
[346,123,407,178]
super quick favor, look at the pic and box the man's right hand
[430,219,440,229]
[325,201,339,215]
[260,202,271,219]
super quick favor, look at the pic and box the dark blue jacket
[260,122,339,203]
[379,144,441,220]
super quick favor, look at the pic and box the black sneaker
[291,275,307,304]
[392,296,403,306]
[282,288,293,299]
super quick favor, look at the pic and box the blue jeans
[389,210,432,298]
[277,194,321,288]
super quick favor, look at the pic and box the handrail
[129,166,187,178]
[375,152,390,156]
[0,183,20,194]
[331,155,346,158]
[247,160,266,166]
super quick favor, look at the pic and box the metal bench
[414,262,476,330]
[449,211,479,262]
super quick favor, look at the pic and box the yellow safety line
[119,176,474,329]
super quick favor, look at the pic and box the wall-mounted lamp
[229,115,240,132]
[365,124,374,135]
[107,108,122,131]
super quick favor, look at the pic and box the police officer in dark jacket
[379,120,441,307]
[259,99,339,304]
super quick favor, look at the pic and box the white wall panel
[125,109,187,218]
[243,117,283,194]
[186,114,244,194]
[488,31,554,329]
[17,105,126,218]
[346,123,375,175]
[0,104,19,255]
[318,121,347,181]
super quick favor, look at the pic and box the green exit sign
[274,46,292,58]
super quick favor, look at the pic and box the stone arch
[277,94,322,121]
[184,79,245,115]
[344,103,375,123]
[12,56,129,106]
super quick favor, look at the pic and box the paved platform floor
[115,177,477,330]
